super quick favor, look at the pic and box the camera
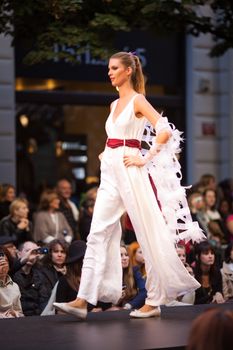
[34,247,49,254]
[0,252,5,257]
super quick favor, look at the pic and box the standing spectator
[0,184,16,220]
[13,241,45,316]
[37,239,68,308]
[33,190,73,244]
[194,241,225,305]
[56,179,79,239]
[0,198,32,247]
[0,247,24,318]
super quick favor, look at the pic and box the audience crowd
[0,174,233,320]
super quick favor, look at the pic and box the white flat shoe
[53,302,87,320]
[130,307,161,318]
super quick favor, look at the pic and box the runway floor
[1,303,233,350]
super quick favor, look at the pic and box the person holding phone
[0,248,24,318]
[13,241,46,316]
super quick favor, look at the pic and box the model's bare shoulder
[110,99,118,111]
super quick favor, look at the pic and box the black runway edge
[1,303,233,350]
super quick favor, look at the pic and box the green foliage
[0,0,232,64]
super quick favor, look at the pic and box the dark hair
[187,308,233,350]
[110,52,145,95]
[83,198,95,210]
[41,239,68,267]
[0,183,15,202]
[66,259,83,291]
[224,242,233,263]
[194,241,217,284]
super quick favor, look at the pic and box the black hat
[66,240,86,264]
[0,235,16,246]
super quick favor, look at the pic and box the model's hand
[123,155,146,168]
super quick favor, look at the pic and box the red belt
[106,138,141,149]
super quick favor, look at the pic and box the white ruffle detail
[141,116,206,244]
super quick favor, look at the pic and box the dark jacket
[194,267,223,304]
[36,265,64,308]
[0,201,11,220]
[0,215,33,247]
[13,267,46,316]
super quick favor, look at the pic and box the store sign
[15,32,183,86]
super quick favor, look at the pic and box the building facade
[0,32,232,191]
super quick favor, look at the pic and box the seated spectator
[218,178,233,205]
[0,247,24,318]
[226,214,233,243]
[84,186,98,202]
[56,179,79,239]
[196,174,223,206]
[221,242,233,301]
[187,192,208,236]
[55,240,86,307]
[0,184,16,220]
[128,241,146,277]
[168,244,195,305]
[0,236,39,276]
[187,308,233,350]
[37,239,68,307]
[0,198,33,247]
[218,198,232,222]
[13,241,46,316]
[111,245,146,311]
[194,241,225,305]
[203,189,228,240]
[33,190,73,244]
[79,198,95,242]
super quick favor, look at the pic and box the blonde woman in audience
[0,198,32,247]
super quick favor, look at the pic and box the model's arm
[134,94,171,144]
[124,94,171,168]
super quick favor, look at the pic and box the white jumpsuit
[77,94,200,306]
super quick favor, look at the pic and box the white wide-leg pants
[78,147,200,306]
